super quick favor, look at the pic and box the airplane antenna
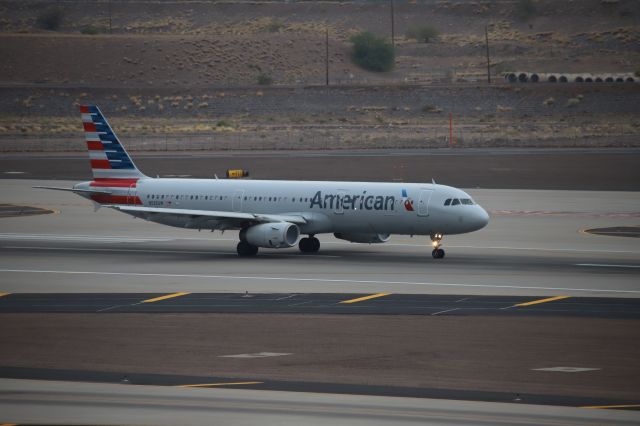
[214,174,219,180]
[432,178,437,184]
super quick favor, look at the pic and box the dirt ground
[2,0,639,86]
[0,313,638,400]
[1,0,639,149]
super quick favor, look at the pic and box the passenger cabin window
[451,198,460,205]
[444,199,452,206]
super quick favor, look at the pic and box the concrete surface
[0,378,638,426]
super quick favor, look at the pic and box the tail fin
[80,105,146,181]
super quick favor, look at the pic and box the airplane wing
[108,205,307,228]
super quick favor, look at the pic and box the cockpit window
[461,198,474,205]
[444,198,452,206]
[451,198,460,205]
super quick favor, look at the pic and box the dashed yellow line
[0,292,10,298]
[177,381,263,388]
[340,293,391,304]
[142,292,190,304]
[514,296,570,307]
[581,404,640,410]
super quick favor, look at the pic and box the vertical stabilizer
[80,105,146,181]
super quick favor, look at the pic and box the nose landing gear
[431,233,445,259]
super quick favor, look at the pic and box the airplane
[35,105,489,258]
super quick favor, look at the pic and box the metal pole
[325,26,329,86]
[390,0,395,47]
[449,113,453,147]
[485,25,491,84]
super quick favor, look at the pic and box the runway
[2,292,640,318]
[2,379,638,426]
[0,179,638,297]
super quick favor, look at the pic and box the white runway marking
[431,308,460,316]
[532,367,600,373]
[1,269,639,294]
[219,352,291,359]
[2,246,341,258]
[445,245,640,255]
[2,233,640,254]
[0,233,171,243]
[576,264,640,269]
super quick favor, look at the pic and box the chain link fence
[1,124,638,152]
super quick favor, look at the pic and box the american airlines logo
[309,190,412,212]
[401,189,414,211]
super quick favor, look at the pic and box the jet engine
[333,232,391,244]
[240,222,300,248]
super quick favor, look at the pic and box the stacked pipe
[504,72,636,83]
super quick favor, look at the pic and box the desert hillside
[1,0,639,150]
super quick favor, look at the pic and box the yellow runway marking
[581,404,640,409]
[340,293,391,304]
[514,296,570,307]
[177,381,263,388]
[142,292,190,303]
[0,292,10,298]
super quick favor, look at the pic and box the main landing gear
[299,235,320,253]
[431,233,445,259]
[237,241,258,256]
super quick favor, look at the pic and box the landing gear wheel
[430,233,444,259]
[299,236,320,253]
[432,248,445,259]
[310,236,320,252]
[237,241,258,256]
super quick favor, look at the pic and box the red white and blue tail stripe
[80,105,146,181]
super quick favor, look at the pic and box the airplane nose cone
[474,206,490,230]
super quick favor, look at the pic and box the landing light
[432,241,438,247]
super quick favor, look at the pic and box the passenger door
[417,189,433,217]
[232,190,244,212]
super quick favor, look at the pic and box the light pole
[390,0,395,47]
[485,25,491,84]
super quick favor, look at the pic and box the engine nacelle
[241,222,300,248]
[333,232,391,244]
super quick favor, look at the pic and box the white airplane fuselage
[74,178,489,237]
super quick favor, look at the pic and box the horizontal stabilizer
[33,186,112,195]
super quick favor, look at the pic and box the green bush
[350,31,395,72]
[257,72,273,85]
[36,7,63,31]
[406,25,439,43]
[81,25,107,35]
[515,0,537,21]
[264,19,284,33]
